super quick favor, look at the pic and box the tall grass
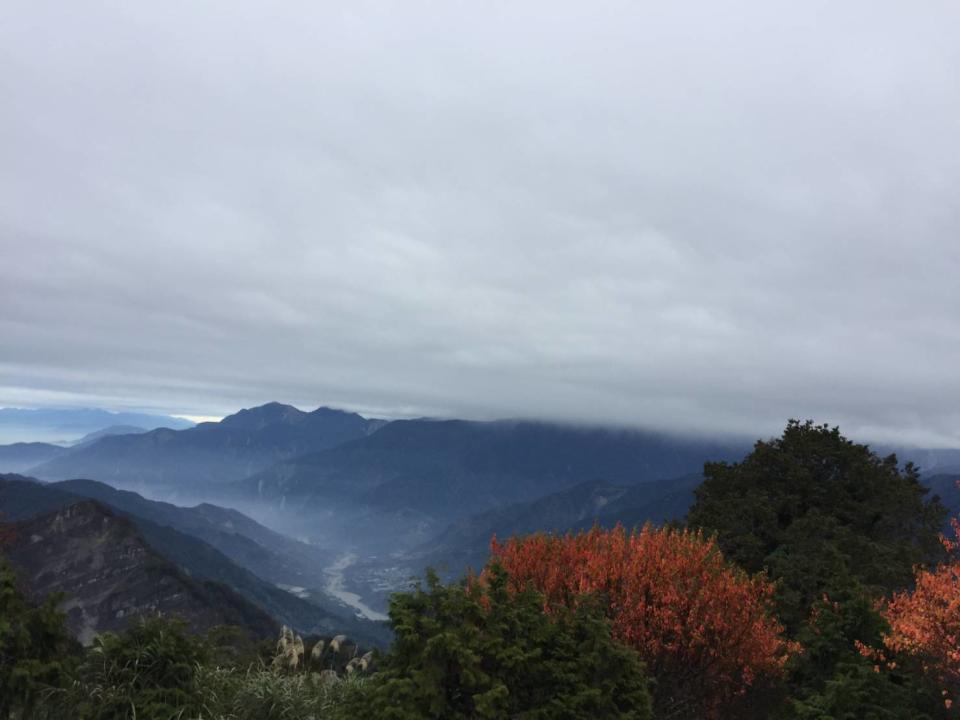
[196,665,365,720]
[31,619,368,720]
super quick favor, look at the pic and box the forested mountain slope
[239,418,748,522]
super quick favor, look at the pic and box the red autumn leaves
[882,517,960,709]
[489,525,794,718]
[485,515,960,716]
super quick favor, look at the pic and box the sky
[2,1,959,446]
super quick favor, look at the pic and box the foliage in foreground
[490,524,792,719]
[0,558,74,720]
[687,419,946,632]
[38,616,364,720]
[196,664,364,720]
[687,420,952,718]
[57,616,208,720]
[880,516,960,714]
[788,585,948,719]
[354,564,652,719]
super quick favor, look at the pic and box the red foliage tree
[488,524,793,719]
[882,516,960,711]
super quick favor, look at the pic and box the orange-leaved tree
[882,514,960,711]
[488,524,794,720]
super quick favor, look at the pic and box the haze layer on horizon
[2,1,959,447]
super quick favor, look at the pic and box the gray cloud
[2,0,959,445]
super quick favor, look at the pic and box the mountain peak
[25,402,381,488]
[218,402,306,430]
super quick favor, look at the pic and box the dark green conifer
[351,565,652,719]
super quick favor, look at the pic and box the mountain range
[4,500,277,644]
[412,473,704,578]
[0,475,389,645]
[0,442,69,473]
[28,403,380,490]
[4,401,959,635]
[0,407,192,445]
[236,417,749,530]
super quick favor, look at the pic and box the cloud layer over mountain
[2,1,959,444]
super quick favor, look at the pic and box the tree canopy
[354,565,653,720]
[0,557,73,720]
[882,515,960,714]
[490,524,792,719]
[687,419,946,630]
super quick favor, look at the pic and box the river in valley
[323,552,389,622]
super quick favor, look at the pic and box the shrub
[354,565,652,719]
[0,557,74,720]
[490,525,792,719]
[49,616,207,720]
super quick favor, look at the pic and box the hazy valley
[4,402,960,636]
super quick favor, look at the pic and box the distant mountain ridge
[0,407,192,444]
[924,473,960,529]
[240,418,749,523]
[71,425,149,448]
[0,427,147,474]
[30,403,381,489]
[3,500,277,644]
[0,442,68,473]
[413,473,703,579]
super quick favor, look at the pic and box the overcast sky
[2,1,959,445]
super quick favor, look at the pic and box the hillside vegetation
[2,421,958,719]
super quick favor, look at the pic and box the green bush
[47,616,208,720]
[0,557,74,720]
[352,565,652,720]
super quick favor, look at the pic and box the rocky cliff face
[4,500,276,644]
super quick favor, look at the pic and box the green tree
[0,557,73,720]
[687,420,946,631]
[687,421,949,718]
[787,584,947,720]
[64,616,207,720]
[351,565,652,720]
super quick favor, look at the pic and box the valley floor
[322,552,389,622]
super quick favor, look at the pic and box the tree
[353,565,653,720]
[789,584,947,719]
[687,420,946,631]
[687,420,950,717]
[490,525,792,719]
[0,556,74,720]
[881,515,960,715]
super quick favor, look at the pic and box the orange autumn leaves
[488,525,794,718]
[882,517,960,708]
